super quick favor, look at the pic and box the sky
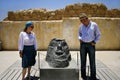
[0,0,120,21]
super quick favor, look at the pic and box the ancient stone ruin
[4,3,120,21]
[46,38,71,68]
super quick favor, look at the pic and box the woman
[18,21,37,80]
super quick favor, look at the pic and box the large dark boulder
[46,38,71,68]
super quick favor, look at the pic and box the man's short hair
[79,13,88,19]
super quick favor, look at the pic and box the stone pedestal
[40,59,79,80]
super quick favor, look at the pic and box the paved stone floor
[0,51,120,80]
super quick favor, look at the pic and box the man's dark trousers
[80,43,96,79]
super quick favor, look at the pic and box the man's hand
[91,41,96,46]
[91,42,95,46]
[35,50,37,57]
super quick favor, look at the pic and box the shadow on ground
[24,76,40,80]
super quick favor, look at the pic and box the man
[78,13,101,80]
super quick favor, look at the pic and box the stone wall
[0,17,120,50]
[4,3,120,21]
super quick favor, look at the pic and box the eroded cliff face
[4,3,120,21]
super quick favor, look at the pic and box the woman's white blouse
[18,31,37,51]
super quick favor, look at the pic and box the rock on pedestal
[46,38,71,68]
[39,38,79,80]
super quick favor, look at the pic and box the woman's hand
[19,51,22,58]
[80,40,83,44]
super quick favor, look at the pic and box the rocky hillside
[4,3,120,21]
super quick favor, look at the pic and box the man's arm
[94,24,101,43]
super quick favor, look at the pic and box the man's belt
[82,41,96,44]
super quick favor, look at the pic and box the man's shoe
[95,78,99,80]
[82,77,87,80]
[82,76,90,80]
